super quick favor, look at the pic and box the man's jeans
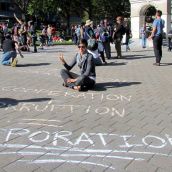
[153,35,163,63]
[103,41,111,59]
[48,35,53,46]
[1,51,17,65]
[142,35,146,48]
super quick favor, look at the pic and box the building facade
[130,0,171,38]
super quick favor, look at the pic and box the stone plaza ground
[0,41,172,172]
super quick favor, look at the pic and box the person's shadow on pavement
[17,63,51,67]
[94,81,142,91]
[159,63,172,66]
[0,98,52,108]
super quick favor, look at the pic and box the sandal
[62,82,68,87]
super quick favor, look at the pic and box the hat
[85,19,93,26]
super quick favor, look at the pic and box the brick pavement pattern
[0,42,172,172]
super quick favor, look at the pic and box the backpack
[87,38,98,51]
[101,31,109,42]
[84,27,95,41]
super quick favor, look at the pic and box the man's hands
[59,54,76,83]
[59,54,66,64]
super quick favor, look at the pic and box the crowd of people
[0,10,166,90]
[59,10,165,91]
[71,16,132,65]
[0,13,64,66]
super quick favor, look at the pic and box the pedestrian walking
[113,16,126,58]
[98,19,112,59]
[140,23,147,48]
[84,20,95,41]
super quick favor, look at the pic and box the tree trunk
[66,13,70,36]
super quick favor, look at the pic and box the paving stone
[0,44,172,171]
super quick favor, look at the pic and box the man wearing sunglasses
[59,39,96,91]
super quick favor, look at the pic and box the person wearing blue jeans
[140,23,147,48]
[141,34,147,48]
[149,10,165,66]
[1,34,23,67]
[2,51,17,65]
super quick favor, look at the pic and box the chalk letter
[76,93,86,99]
[48,91,61,96]
[2,86,15,91]
[6,128,30,142]
[106,94,119,101]
[64,92,77,98]
[53,131,73,146]
[165,134,172,146]
[75,132,94,145]
[35,100,52,112]
[112,108,125,117]
[29,131,50,143]
[120,135,143,148]
[19,103,34,112]
[96,133,108,146]
[120,95,132,102]
[142,135,167,148]
[95,107,110,115]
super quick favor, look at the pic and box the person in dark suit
[113,16,125,58]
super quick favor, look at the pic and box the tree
[14,0,31,19]
[17,0,130,34]
[91,0,130,22]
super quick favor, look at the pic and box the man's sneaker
[102,61,108,65]
[11,58,18,67]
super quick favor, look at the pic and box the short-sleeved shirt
[153,18,165,36]
[2,39,16,53]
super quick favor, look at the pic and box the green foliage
[91,0,130,20]
[14,0,31,15]
[15,0,130,24]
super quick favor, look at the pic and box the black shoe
[79,85,88,92]
[153,63,160,66]
[102,61,107,65]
